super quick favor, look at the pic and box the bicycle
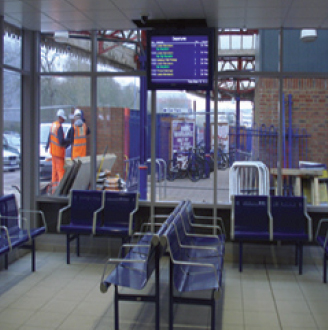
[166,150,201,182]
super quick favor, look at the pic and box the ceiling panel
[66,0,116,11]
[0,0,325,32]
[83,9,127,21]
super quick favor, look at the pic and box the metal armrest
[304,211,312,241]
[100,256,147,290]
[187,224,223,237]
[0,225,12,250]
[19,209,48,232]
[316,218,328,239]
[192,215,226,235]
[140,222,163,232]
[171,258,220,285]
[92,205,105,234]
[118,243,150,258]
[0,214,31,239]
[57,204,71,233]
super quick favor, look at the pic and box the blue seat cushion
[30,227,46,238]
[234,231,270,240]
[174,263,222,293]
[96,225,129,237]
[10,233,29,248]
[60,224,93,234]
[273,232,308,240]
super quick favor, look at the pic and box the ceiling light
[300,29,317,42]
[54,31,69,43]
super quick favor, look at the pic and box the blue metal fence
[229,123,310,169]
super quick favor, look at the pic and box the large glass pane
[281,77,327,206]
[283,29,328,73]
[41,32,91,72]
[257,30,279,72]
[3,71,21,201]
[39,76,90,195]
[4,25,22,68]
[218,77,278,204]
[153,91,214,203]
[97,76,140,193]
[97,30,138,72]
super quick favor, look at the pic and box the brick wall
[255,78,328,166]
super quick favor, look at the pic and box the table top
[270,168,323,177]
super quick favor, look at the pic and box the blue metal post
[236,96,240,161]
[205,90,211,178]
[139,55,148,200]
[288,94,293,168]
[282,93,286,168]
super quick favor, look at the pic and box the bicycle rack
[146,158,167,200]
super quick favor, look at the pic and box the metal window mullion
[90,30,97,190]
[0,16,4,195]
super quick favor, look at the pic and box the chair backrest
[0,194,19,230]
[231,195,271,239]
[164,215,182,261]
[271,196,307,234]
[70,190,103,226]
[103,191,138,229]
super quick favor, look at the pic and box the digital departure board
[147,29,214,91]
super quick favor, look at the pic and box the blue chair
[231,195,272,272]
[271,196,312,275]
[0,194,47,271]
[163,217,223,330]
[94,191,139,244]
[315,218,328,282]
[57,190,103,264]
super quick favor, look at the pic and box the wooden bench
[0,194,47,271]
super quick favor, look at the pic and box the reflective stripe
[72,123,87,159]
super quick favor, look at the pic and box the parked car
[3,149,20,172]
[3,133,20,154]
[39,123,71,181]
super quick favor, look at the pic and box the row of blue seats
[231,195,312,274]
[0,194,47,271]
[316,218,328,283]
[57,190,139,264]
[100,200,225,330]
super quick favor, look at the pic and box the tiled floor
[0,243,328,330]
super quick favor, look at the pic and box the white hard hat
[74,109,82,117]
[56,109,67,120]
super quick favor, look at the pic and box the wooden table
[270,168,323,205]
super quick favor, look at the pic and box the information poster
[211,122,229,153]
[171,120,195,158]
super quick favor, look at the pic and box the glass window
[3,71,21,201]
[97,30,138,72]
[39,76,90,195]
[4,25,22,68]
[41,32,91,72]
[152,91,214,203]
[97,76,140,193]
[283,29,328,73]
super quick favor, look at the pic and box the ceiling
[2,0,328,32]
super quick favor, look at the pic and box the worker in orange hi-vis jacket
[45,109,70,188]
[67,108,90,160]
